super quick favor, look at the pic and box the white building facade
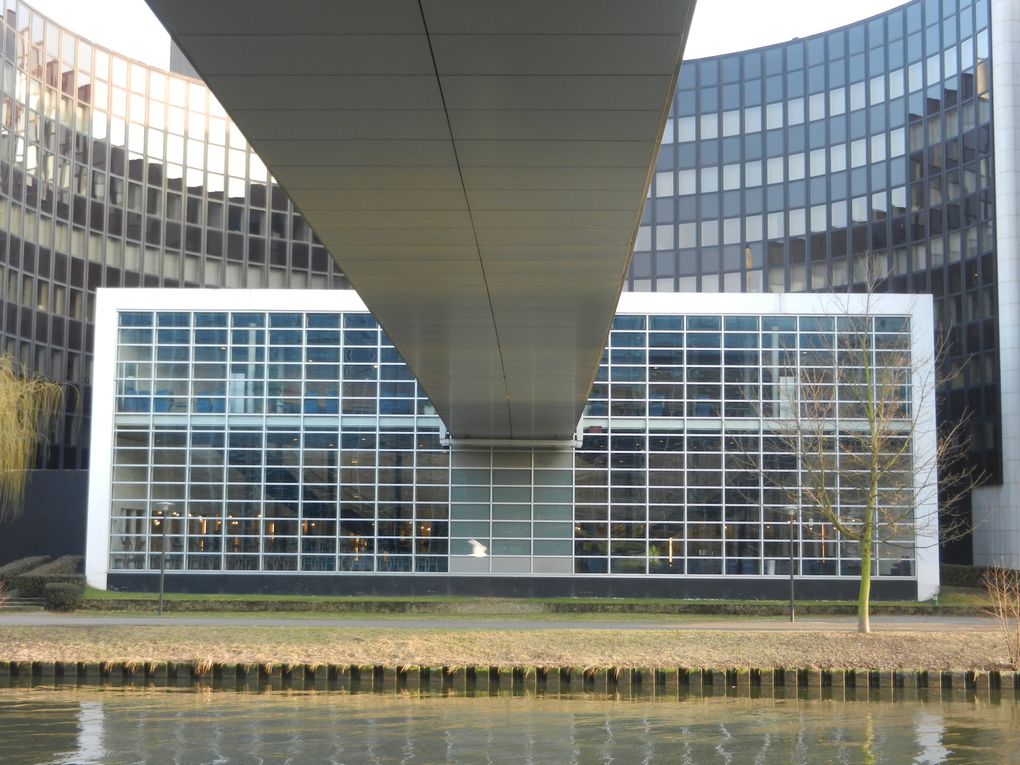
[86,289,939,600]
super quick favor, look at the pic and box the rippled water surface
[0,689,1018,764]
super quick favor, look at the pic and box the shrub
[15,555,83,598]
[982,567,1020,669]
[43,579,85,612]
[0,555,51,589]
[941,563,990,589]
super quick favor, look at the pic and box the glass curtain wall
[629,0,999,484]
[0,1,349,470]
[107,304,919,581]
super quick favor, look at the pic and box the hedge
[0,556,51,589]
[43,580,85,611]
[14,555,83,598]
[940,563,991,589]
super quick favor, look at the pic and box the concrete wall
[106,572,918,601]
[0,470,88,564]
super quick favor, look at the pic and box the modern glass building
[1,0,1018,575]
[621,0,1017,567]
[629,0,998,511]
[0,1,350,559]
[86,289,938,599]
[0,1,349,472]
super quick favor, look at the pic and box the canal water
[0,688,1018,764]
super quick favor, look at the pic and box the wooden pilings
[0,660,1014,701]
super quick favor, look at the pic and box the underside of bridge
[145,0,696,441]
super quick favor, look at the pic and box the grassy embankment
[0,625,1006,670]
[0,585,1006,671]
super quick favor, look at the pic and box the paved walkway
[0,612,997,632]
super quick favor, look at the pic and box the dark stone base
[0,470,87,565]
[107,573,919,601]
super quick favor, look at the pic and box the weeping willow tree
[0,354,65,522]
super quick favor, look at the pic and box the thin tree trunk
[858,545,872,633]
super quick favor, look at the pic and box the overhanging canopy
[146,0,696,440]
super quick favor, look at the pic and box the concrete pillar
[975,0,1020,568]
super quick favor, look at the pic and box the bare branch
[748,255,984,632]
[982,567,1020,669]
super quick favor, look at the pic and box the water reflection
[74,702,105,763]
[0,690,1017,764]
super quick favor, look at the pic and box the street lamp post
[154,501,173,615]
[785,506,797,623]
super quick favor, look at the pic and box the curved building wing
[623,0,1003,561]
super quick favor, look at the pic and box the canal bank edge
[0,661,1017,700]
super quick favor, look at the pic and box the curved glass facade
[627,0,999,484]
[0,1,350,470]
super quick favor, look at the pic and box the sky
[29,0,908,68]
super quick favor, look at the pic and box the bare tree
[764,284,980,633]
[0,354,65,522]
[982,566,1020,669]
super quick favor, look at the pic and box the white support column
[974,0,1020,568]
[84,289,118,589]
[912,297,940,600]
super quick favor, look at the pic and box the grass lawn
[80,609,729,623]
[932,586,991,608]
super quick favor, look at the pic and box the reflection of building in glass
[0,1,348,475]
[623,0,1019,567]
[86,290,938,599]
[3,0,1020,572]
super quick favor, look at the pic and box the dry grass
[0,626,1008,670]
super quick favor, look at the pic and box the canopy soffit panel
[145,0,696,440]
